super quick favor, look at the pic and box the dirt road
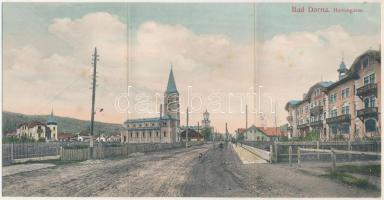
[2,143,380,197]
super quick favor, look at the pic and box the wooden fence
[269,140,381,163]
[60,141,204,161]
[296,147,381,170]
[2,143,60,165]
[2,141,204,164]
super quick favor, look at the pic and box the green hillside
[2,111,123,136]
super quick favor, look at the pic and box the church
[121,67,180,143]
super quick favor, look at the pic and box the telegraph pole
[90,47,99,153]
[160,104,162,143]
[186,107,189,146]
[246,104,248,129]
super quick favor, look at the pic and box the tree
[236,133,245,146]
[201,128,212,141]
[303,130,320,141]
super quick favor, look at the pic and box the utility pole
[274,102,278,141]
[90,47,99,153]
[246,104,248,129]
[225,122,228,142]
[186,107,189,146]
[160,104,162,143]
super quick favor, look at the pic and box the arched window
[365,119,376,132]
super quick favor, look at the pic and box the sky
[3,3,381,133]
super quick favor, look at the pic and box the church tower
[202,109,211,128]
[47,109,58,141]
[164,66,180,121]
[337,57,348,80]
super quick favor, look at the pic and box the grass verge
[321,171,377,190]
[336,164,380,177]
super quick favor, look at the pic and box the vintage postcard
[1,1,382,198]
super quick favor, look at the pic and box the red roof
[236,128,246,134]
[58,133,75,139]
[256,127,287,137]
[18,121,47,128]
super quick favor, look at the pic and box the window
[130,132,133,137]
[340,123,350,134]
[362,57,369,68]
[124,136,127,142]
[364,73,375,85]
[53,127,56,131]
[365,119,376,132]
[341,102,349,115]
[330,108,337,118]
[142,132,145,137]
[163,132,166,137]
[329,93,337,103]
[364,96,376,108]
[341,88,349,99]
[136,132,139,137]
[150,132,152,137]
[331,125,337,134]
[156,132,159,137]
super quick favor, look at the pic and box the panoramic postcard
[2,1,382,198]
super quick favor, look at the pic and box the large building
[16,110,58,141]
[121,67,180,143]
[286,49,381,141]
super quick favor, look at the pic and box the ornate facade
[286,49,381,141]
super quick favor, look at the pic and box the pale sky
[3,3,381,133]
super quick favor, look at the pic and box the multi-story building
[16,110,58,141]
[121,67,180,144]
[285,49,381,141]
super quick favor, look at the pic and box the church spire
[166,65,178,94]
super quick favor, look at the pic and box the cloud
[256,24,380,126]
[3,11,380,132]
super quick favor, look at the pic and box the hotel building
[285,49,381,141]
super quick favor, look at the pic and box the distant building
[121,67,180,144]
[242,125,287,142]
[57,133,75,142]
[286,49,381,141]
[16,110,58,141]
[180,128,202,141]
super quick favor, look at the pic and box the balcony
[297,123,309,129]
[286,116,293,122]
[357,107,378,121]
[326,114,351,124]
[310,105,323,114]
[356,83,377,99]
[310,119,323,127]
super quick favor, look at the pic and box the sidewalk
[232,144,267,164]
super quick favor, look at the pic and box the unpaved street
[2,143,380,197]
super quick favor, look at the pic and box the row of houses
[285,49,381,141]
[10,111,121,143]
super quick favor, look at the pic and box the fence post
[60,146,63,160]
[316,141,320,160]
[348,140,351,161]
[297,147,301,168]
[274,142,278,163]
[331,148,336,171]
[269,144,273,163]
[288,146,292,167]
[10,143,14,164]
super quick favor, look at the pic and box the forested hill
[2,111,123,136]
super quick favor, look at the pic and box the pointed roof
[47,109,57,125]
[166,66,178,94]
